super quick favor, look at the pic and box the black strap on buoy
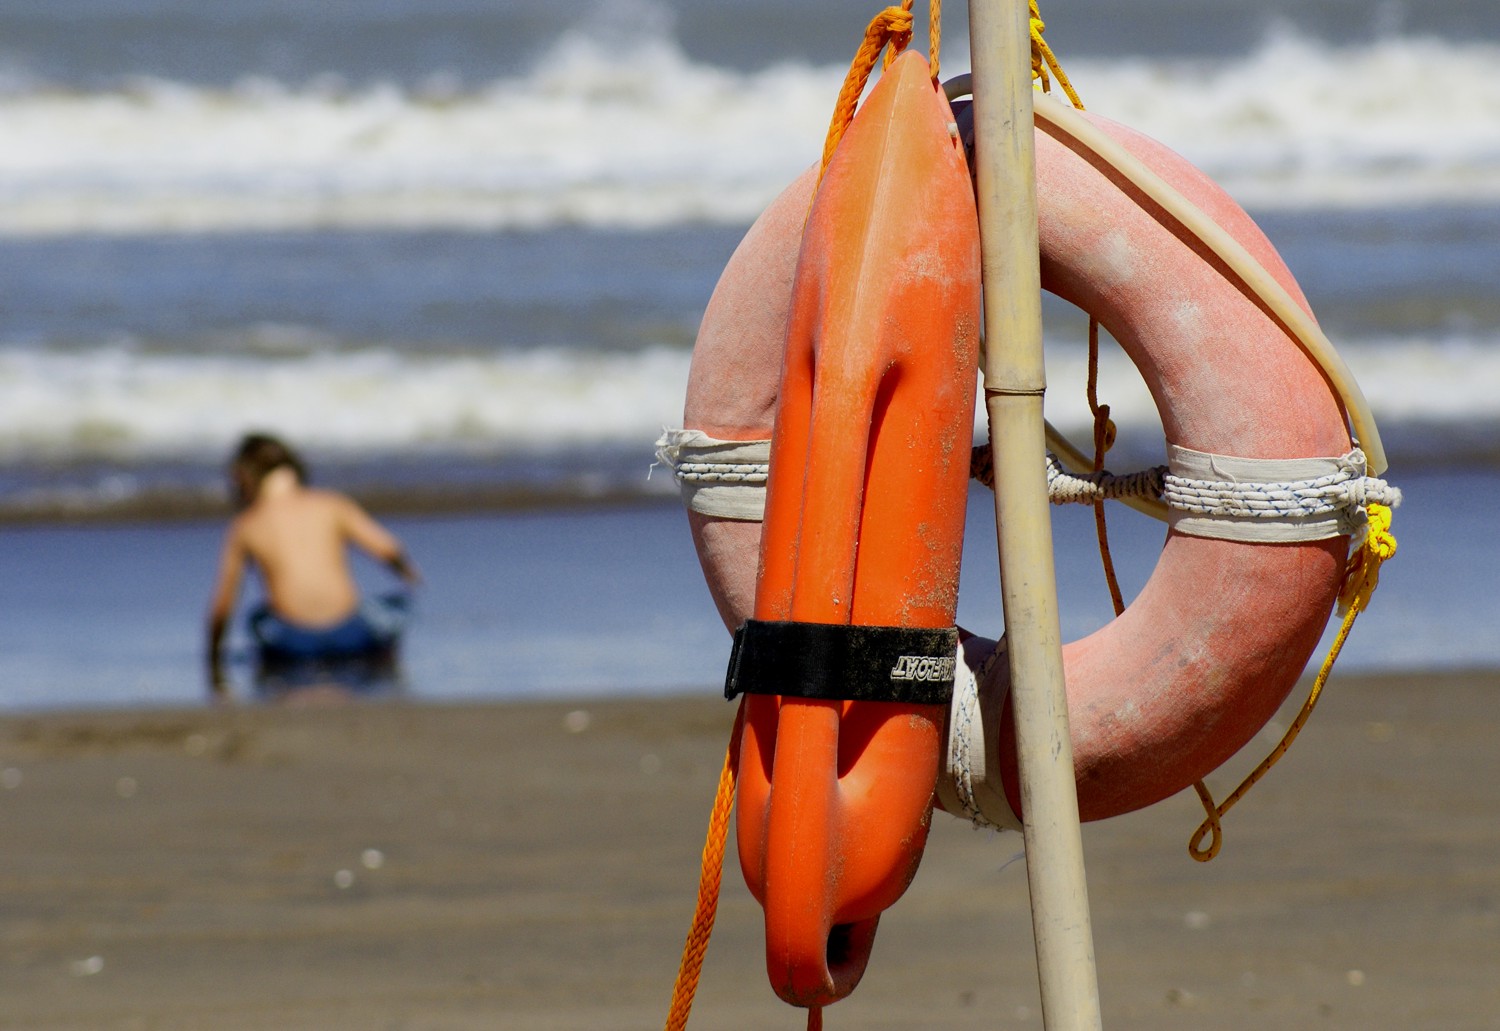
[724,619,958,705]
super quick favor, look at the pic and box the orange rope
[663,700,745,1030]
[818,0,947,183]
[928,0,941,81]
[1085,319,1126,616]
[819,2,916,180]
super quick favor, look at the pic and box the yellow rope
[1028,0,1083,108]
[928,0,941,81]
[663,700,745,1030]
[1188,504,1398,861]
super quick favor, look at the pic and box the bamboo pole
[965,2,1103,1028]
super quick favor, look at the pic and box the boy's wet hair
[232,433,308,503]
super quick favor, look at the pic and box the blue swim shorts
[249,592,410,661]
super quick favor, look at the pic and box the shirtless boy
[205,434,421,692]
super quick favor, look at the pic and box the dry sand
[1,670,1496,1030]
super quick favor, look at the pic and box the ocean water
[1,0,1496,708]
[0,468,1488,711]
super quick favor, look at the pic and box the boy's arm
[206,525,248,694]
[338,495,422,586]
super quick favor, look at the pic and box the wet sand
[2,670,1496,1030]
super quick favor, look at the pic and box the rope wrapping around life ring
[657,434,1401,543]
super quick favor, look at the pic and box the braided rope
[940,640,1023,833]
[819,2,917,180]
[1028,0,1083,108]
[971,444,1165,503]
[968,444,1402,527]
[928,0,941,80]
[1047,455,1166,505]
[663,701,744,1030]
[671,462,769,484]
[945,648,1008,831]
[1162,452,1402,520]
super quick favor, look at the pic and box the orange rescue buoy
[669,51,981,1008]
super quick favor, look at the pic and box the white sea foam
[0,27,1495,236]
[1063,26,1500,211]
[0,331,1490,466]
[0,343,692,463]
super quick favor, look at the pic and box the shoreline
[2,669,1496,1029]
[0,446,1490,528]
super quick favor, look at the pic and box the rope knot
[1339,502,1396,615]
[1365,501,1397,558]
[1092,406,1116,455]
[883,4,915,35]
[878,4,916,67]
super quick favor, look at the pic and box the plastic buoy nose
[749,698,931,1006]
[740,693,945,1006]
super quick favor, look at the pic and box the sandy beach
[2,669,1496,1030]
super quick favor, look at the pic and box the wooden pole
[965,2,1104,1028]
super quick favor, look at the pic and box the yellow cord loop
[663,700,745,1031]
[1338,501,1397,614]
[1188,504,1398,861]
[1029,0,1083,109]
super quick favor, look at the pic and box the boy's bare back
[232,480,383,626]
